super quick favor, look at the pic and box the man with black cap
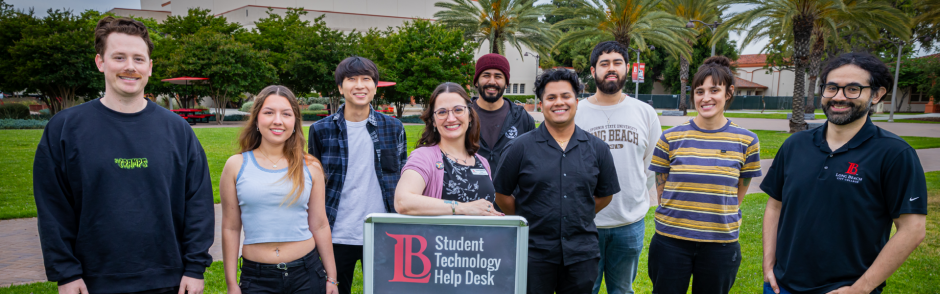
[471,53,536,174]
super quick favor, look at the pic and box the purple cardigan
[401,145,492,199]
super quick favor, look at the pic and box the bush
[0,104,30,119]
[503,95,536,104]
[240,101,254,112]
[397,115,423,124]
[301,110,329,121]
[208,114,249,122]
[308,104,326,110]
[0,118,48,129]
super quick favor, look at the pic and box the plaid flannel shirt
[308,104,408,228]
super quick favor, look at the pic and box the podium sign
[363,213,529,294]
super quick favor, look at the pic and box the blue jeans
[764,282,793,294]
[593,218,646,294]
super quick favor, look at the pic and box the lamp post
[524,52,540,75]
[686,20,721,57]
[888,40,904,122]
[627,45,655,99]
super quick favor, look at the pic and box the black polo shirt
[760,118,927,294]
[493,124,620,266]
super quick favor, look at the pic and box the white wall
[736,66,796,97]
[474,40,539,96]
[140,0,168,10]
[162,0,444,19]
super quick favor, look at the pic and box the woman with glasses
[394,82,504,216]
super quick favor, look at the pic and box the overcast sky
[7,0,934,56]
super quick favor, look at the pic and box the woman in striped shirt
[647,56,762,294]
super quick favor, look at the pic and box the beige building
[110,0,540,96]
[732,54,795,97]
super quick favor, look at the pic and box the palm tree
[662,0,724,114]
[722,0,910,132]
[434,0,557,56]
[551,0,694,68]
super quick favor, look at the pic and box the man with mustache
[575,41,662,294]
[760,52,927,294]
[494,68,619,294]
[470,53,536,180]
[33,17,214,294]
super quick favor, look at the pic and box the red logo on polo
[386,233,432,283]
[846,162,859,175]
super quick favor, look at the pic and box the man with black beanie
[471,53,536,175]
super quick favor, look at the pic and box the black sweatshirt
[32,99,214,293]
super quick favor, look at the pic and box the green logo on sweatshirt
[115,158,148,169]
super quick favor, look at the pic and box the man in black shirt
[33,17,214,294]
[470,53,536,170]
[760,52,927,294]
[494,69,620,294]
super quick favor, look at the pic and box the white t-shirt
[332,119,387,245]
[575,95,662,228]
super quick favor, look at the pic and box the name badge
[471,169,488,176]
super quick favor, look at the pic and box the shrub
[240,101,254,112]
[0,118,48,129]
[208,114,249,122]
[308,104,325,110]
[0,104,30,119]
[301,110,329,121]
[503,95,536,103]
[397,115,423,124]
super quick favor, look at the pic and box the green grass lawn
[886,119,940,124]
[6,171,938,293]
[2,125,939,219]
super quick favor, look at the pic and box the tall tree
[164,31,276,124]
[2,9,103,114]
[283,15,358,112]
[551,0,695,92]
[158,8,242,38]
[662,0,725,113]
[661,36,740,94]
[434,0,557,56]
[380,19,476,116]
[722,0,911,132]
[0,2,41,95]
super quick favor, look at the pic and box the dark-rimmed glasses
[434,105,468,119]
[820,84,874,99]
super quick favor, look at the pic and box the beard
[594,71,627,95]
[823,99,872,125]
[476,83,505,103]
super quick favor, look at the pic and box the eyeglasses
[820,84,874,99]
[434,105,468,119]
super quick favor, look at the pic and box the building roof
[734,77,768,89]
[733,54,768,67]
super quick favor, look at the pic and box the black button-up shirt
[759,118,927,293]
[493,124,620,266]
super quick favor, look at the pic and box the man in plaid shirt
[308,56,407,294]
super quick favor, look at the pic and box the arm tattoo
[742,178,752,187]
[656,173,667,186]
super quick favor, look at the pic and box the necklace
[442,151,470,165]
[258,149,283,168]
[592,93,626,124]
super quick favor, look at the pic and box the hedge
[0,104,30,119]
[240,101,254,112]
[503,95,536,104]
[308,104,326,110]
[397,115,423,124]
[0,118,48,129]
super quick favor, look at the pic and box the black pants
[647,233,741,294]
[125,286,179,294]
[239,248,327,294]
[333,244,363,294]
[527,257,599,294]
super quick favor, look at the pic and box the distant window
[513,84,518,94]
[520,84,525,94]
[505,87,510,94]
[912,91,929,102]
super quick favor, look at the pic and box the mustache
[117,72,143,78]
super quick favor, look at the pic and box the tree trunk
[490,32,501,54]
[805,33,824,113]
[679,55,690,114]
[395,100,405,118]
[789,15,813,133]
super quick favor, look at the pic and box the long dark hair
[238,85,321,206]
[417,82,481,155]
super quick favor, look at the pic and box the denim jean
[239,248,327,294]
[647,233,741,294]
[593,218,645,294]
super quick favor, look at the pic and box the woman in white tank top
[220,86,339,294]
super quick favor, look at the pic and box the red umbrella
[161,76,209,85]
[377,81,396,87]
[162,77,209,109]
